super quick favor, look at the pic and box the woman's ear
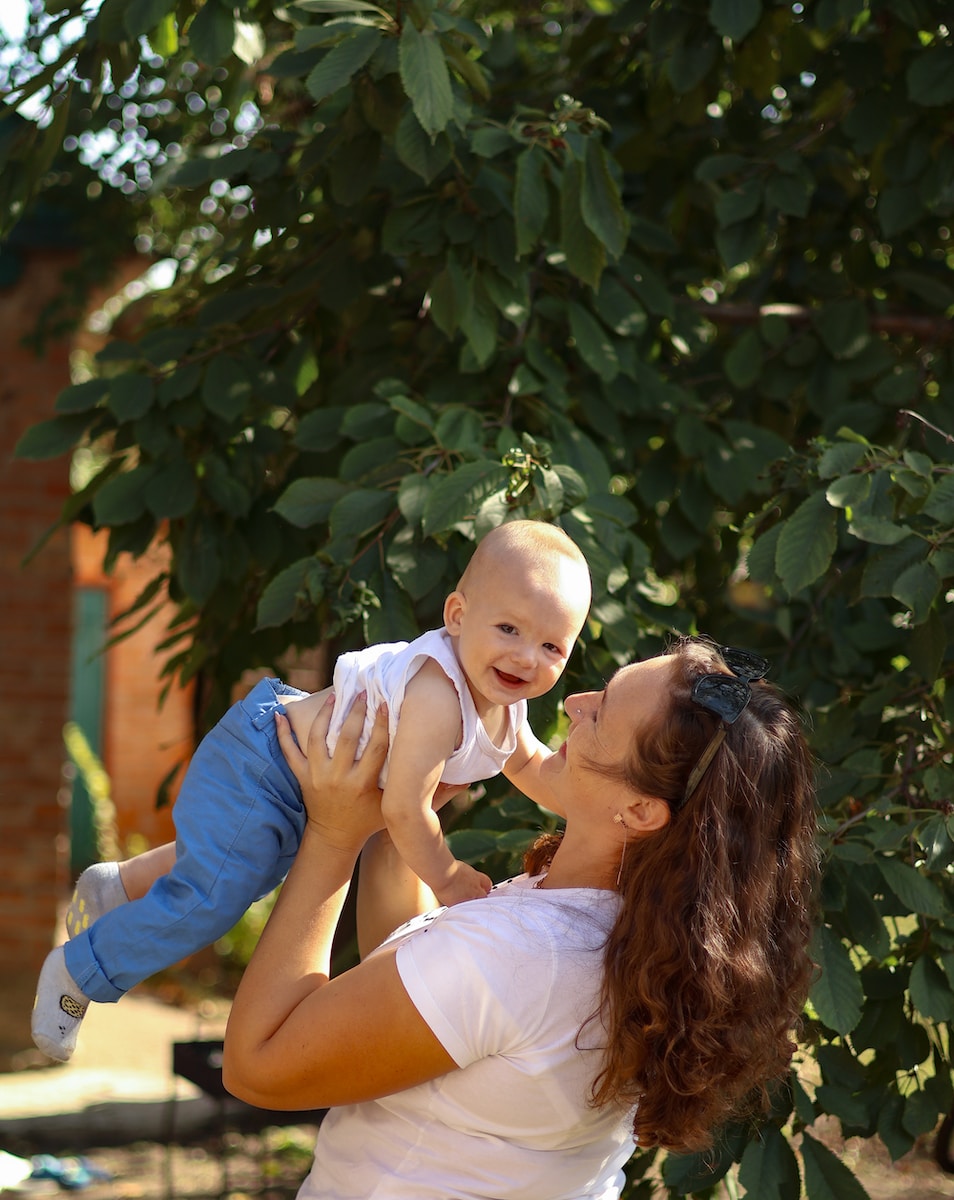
[625,795,671,835]
[443,590,466,634]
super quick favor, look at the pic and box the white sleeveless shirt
[327,628,528,785]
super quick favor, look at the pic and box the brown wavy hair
[524,637,819,1153]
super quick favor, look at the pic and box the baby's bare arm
[382,664,490,904]
[502,721,558,808]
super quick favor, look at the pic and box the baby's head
[443,521,591,708]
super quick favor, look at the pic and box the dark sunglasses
[680,645,770,806]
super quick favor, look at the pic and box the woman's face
[544,656,674,819]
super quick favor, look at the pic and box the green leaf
[305,26,382,101]
[256,557,325,629]
[909,607,945,682]
[817,442,866,480]
[800,1131,871,1200]
[399,20,453,137]
[461,282,500,367]
[860,537,924,598]
[296,0,390,12]
[809,925,864,1035]
[124,0,175,39]
[746,523,781,585]
[434,406,484,452]
[395,110,451,182]
[143,459,198,519]
[738,1126,800,1200]
[923,474,954,523]
[108,373,155,422]
[813,299,870,360]
[14,413,93,460]
[55,379,110,414]
[715,216,761,269]
[878,857,946,918]
[188,0,235,65]
[709,0,761,41]
[724,327,763,388]
[892,560,940,624]
[775,492,837,594]
[365,566,418,643]
[274,477,348,528]
[847,515,910,545]
[202,356,253,421]
[694,153,749,182]
[421,460,510,536]
[177,516,221,606]
[567,301,618,382]
[665,37,717,94]
[386,533,447,600]
[878,184,922,238]
[715,177,762,227]
[910,955,954,1022]
[580,137,628,258]
[92,465,154,527]
[446,828,499,861]
[514,144,549,257]
[561,159,606,290]
[825,473,870,509]
[906,46,954,107]
[328,488,393,540]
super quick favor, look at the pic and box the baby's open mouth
[495,669,525,686]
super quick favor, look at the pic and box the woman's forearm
[357,830,438,957]
[222,825,358,1092]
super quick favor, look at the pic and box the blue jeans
[64,678,308,1003]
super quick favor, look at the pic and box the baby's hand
[436,862,493,906]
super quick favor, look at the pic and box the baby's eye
[498,623,517,635]
[543,642,563,655]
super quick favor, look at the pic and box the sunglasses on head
[678,645,770,808]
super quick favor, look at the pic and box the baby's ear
[443,590,466,633]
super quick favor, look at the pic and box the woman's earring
[614,813,627,887]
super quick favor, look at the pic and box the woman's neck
[536,825,620,892]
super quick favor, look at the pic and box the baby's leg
[66,842,177,939]
[34,678,307,1063]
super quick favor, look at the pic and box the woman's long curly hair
[524,637,820,1153]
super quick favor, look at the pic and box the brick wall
[0,250,76,1067]
[72,526,185,855]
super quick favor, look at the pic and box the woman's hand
[276,691,389,854]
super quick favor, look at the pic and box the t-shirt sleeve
[395,901,552,1069]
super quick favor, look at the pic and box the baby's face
[449,558,590,712]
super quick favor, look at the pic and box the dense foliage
[4,0,954,1194]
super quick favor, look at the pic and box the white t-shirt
[296,876,636,1200]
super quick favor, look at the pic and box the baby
[32,520,592,1062]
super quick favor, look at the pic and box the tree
[4,0,954,1195]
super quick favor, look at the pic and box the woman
[222,637,819,1199]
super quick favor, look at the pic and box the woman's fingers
[303,690,336,758]
[358,702,389,784]
[276,711,308,781]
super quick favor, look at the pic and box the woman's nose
[565,691,597,721]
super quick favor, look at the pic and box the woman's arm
[356,830,439,958]
[222,695,458,1111]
